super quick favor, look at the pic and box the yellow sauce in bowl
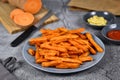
[87,15,107,26]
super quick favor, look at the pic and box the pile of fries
[27,27,103,69]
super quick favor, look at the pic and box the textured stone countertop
[0,0,120,80]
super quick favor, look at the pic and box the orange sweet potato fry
[44,56,82,64]
[36,57,48,63]
[56,62,80,69]
[89,46,97,55]
[41,61,62,67]
[50,34,79,41]
[28,48,35,56]
[40,43,67,52]
[86,32,103,52]
[29,37,47,45]
[59,53,70,58]
[79,56,93,62]
[68,39,88,52]
[79,51,90,57]
[73,38,89,45]
[69,55,79,59]
[69,28,85,34]
[35,48,41,60]
[39,49,59,56]
[77,33,87,40]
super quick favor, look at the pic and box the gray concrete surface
[0,0,120,80]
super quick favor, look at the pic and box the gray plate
[22,33,105,74]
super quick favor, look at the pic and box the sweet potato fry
[73,38,89,45]
[59,53,70,58]
[56,62,80,69]
[68,50,81,55]
[29,37,47,45]
[36,56,48,63]
[77,33,87,40]
[65,46,78,51]
[68,39,88,52]
[79,56,93,62]
[40,43,67,52]
[88,46,97,55]
[69,27,85,34]
[57,27,68,32]
[79,51,90,57]
[39,49,59,56]
[41,61,62,67]
[44,56,82,64]
[50,34,79,41]
[86,32,103,52]
[27,48,35,56]
[35,48,41,60]
[69,55,79,59]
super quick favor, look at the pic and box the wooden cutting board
[68,0,120,16]
[0,1,59,34]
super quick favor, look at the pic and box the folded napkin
[0,57,18,80]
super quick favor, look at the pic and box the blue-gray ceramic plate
[22,33,105,74]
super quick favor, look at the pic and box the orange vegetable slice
[10,8,24,19]
[23,0,42,14]
[13,12,34,26]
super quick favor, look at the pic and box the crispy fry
[44,56,82,64]
[40,27,68,36]
[50,34,79,41]
[35,48,41,62]
[78,33,87,39]
[59,53,70,57]
[41,61,62,67]
[28,48,35,56]
[68,50,81,55]
[69,55,79,59]
[88,46,96,55]
[40,43,67,52]
[68,39,88,52]
[69,27,85,34]
[57,27,68,32]
[36,56,48,63]
[73,38,89,45]
[39,49,59,56]
[79,51,90,57]
[66,46,78,51]
[79,56,93,62]
[29,37,47,45]
[56,62,80,69]
[60,42,71,46]
[86,32,103,52]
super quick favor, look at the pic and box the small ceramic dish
[83,11,116,29]
[101,24,120,44]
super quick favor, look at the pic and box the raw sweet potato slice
[8,0,42,14]
[24,0,42,14]
[13,12,34,26]
[10,8,24,19]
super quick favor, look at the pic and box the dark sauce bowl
[83,11,116,29]
[101,24,120,44]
